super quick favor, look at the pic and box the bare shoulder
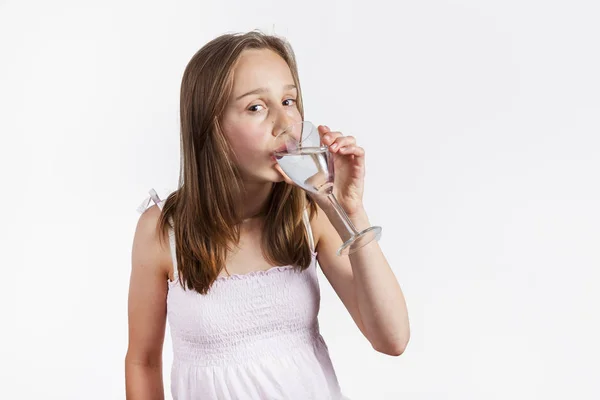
[126,204,172,368]
[132,204,172,280]
[309,202,343,258]
[309,203,328,249]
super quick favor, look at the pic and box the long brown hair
[157,31,317,295]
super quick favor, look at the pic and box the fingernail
[323,133,331,141]
[330,143,338,150]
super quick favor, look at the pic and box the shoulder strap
[136,188,163,214]
[167,224,178,281]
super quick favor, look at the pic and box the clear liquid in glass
[274,147,334,195]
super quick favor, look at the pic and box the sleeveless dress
[137,189,349,400]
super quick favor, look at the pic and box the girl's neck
[240,181,274,221]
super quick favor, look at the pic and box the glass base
[337,226,383,256]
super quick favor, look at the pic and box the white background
[1,0,599,399]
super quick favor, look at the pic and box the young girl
[125,31,410,400]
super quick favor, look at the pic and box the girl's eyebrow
[235,84,297,101]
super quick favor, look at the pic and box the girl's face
[221,48,302,184]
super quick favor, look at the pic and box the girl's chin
[272,170,286,182]
[251,169,285,184]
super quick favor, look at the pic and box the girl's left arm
[314,205,410,356]
[276,124,410,355]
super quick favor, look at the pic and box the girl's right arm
[125,205,171,399]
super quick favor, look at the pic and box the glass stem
[327,192,360,238]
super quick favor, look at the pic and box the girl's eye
[248,104,265,112]
[248,99,296,113]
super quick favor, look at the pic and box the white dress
[138,190,350,400]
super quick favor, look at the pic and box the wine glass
[273,121,382,256]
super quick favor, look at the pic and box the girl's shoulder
[134,190,173,280]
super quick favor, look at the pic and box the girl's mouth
[271,144,287,161]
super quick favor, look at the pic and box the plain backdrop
[1,0,599,399]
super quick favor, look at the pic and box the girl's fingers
[317,125,331,139]
[323,132,343,146]
[338,145,365,156]
[329,135,356,152]
[319,126,343,146]
[338,145,366,167]
[317,127,360,156]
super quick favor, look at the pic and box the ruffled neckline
[168,251,318,285]
[214,251,318,283]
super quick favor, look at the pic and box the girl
[125,30,410,400]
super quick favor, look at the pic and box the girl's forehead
[232,49,293,88]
